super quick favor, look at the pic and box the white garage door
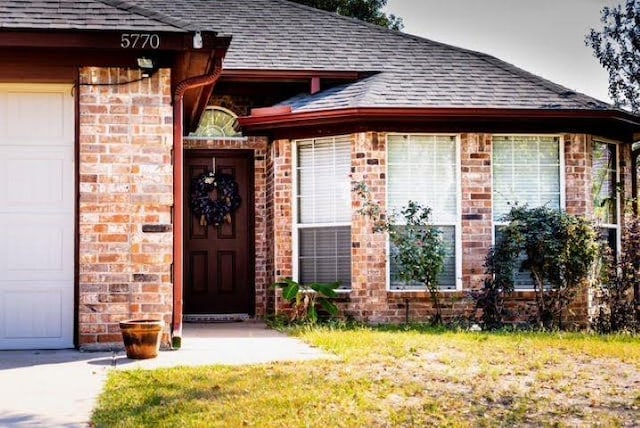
[0,84,74,349]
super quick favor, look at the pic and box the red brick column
[78,67,173,349]
[350,132,388,322]
[461,133,493,289]
[271,139,293,314]
[564,134,590,217]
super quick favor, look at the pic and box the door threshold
[183,313,251,323]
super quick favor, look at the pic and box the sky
[384,0,621,103]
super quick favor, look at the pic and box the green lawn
[92,326,640,427]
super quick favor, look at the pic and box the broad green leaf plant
[276,278,340,324]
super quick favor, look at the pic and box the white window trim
[385,133,463,292]
[491,134,566,291]
[291,137,352,288]
[592,137,622,254]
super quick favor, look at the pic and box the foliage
[275,278,339,324]
[93,327,640,427]
[290,0,403,30]
[593,216,640,333]
[354,182,446,324]
[586,0,640,113]
[469,225,526,330]
[488,206,599,329]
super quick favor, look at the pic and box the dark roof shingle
[134,0,611,112]
[1,0,618,113]
[0,0,187,32]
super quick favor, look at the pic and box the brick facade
[78,67,174,349]
[270,132,634,327]
[76,72,633,345]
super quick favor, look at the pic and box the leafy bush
[592,216,640,333]
[275,278,340,324]
[354,182,446,324]
[482,206,599,330]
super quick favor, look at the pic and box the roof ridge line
[95,0,195,32]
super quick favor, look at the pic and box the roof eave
[0,28,224,51]
[238,107,640,140]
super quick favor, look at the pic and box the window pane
[390,226,456,290]
[299,227,351,288]
[592,142,617,225]
[388,135,459,290]
[493,136,560,220]
[388,135,458,222]
[297,137,351,224]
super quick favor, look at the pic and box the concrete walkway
[0,321,331,427]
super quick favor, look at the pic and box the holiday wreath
[190,171,241,226]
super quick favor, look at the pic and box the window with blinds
[592,141,619,254]
[492,135,561,221]
[295,137,351,288]
[387,134,459,290]
[492,135,562,289]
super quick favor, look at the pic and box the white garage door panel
[0,147,73,212]
[0,286,73,349]
[0,87,73,146]
[1,220,73,280]
[0,84,74,350]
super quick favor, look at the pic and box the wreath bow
[190,171,242,227]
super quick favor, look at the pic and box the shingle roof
[1,0,617,113]
[0,0,188,32]
[132,0,612,112]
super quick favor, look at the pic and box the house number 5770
[120,33,161,49]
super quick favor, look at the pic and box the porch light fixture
[193,31,203,49]
[136,57,156,77]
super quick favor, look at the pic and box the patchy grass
[92,326,640,427]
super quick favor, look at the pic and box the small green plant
[487,205,599,329]
[354,182,446,324]
[275,278,339,324]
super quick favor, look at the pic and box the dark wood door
[184,150,254,315]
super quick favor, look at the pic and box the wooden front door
[184,150,254,315]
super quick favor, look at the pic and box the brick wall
[270,131,631,327]
[461,133,493,289]
[183,137,271,317]
[350,132,388,322]
[78,67,174,349]
[271,139,293,315]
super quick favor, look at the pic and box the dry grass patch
[92,326,640,427]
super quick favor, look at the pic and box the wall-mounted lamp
[193,31,203,49]
[136,57,156,78]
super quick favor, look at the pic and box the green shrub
[482,206,599,330]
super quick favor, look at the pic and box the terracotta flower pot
[119,319,164,359]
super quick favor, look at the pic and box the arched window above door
[191,106,242,137]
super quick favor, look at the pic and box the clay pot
[119,319,164,359]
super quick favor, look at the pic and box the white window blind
[387,134,459,290]
[492,135,561,221]
[388,135,458,223]
[296,137,351,288]
[297,137,351,224]
[492,135,562,289]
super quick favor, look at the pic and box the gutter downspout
[172,56,223,348]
